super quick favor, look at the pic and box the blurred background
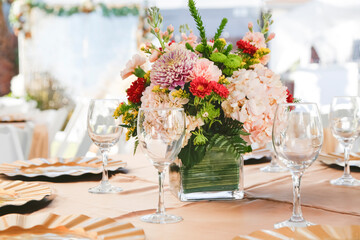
[0,0,359,158]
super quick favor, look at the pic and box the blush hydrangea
[222,64,288,145]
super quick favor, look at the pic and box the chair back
[0,125,25,163]
[15,122,35,159]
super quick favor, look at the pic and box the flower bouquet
[115,0,293,201]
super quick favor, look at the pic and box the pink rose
[167,24,174,32]
[243,32,266,49]
[248,22,253,31]
[181,32,198,48]
[120,54,146,80]
[149,50,161,63]
[259,54,270,65]
[267,32,275,41]
[190,58,222,82]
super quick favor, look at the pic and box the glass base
[140,213,183,224]
[274,217,314,229]
[330,175,360,186]
[88,181,123,194]
[260,164,287,173]
[179,189,244,201]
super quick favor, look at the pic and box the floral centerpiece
[115,0,293,200]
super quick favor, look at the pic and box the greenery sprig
[188,0,208,56]
[258,12,273,35]
[146,7,166,50]
[214,18,228,41]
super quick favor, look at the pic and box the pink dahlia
[150,47,197,89]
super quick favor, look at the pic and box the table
[4,122,49,159]
[12,153,360,240]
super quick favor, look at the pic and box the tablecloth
[13,152,359,240]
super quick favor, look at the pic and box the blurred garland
[29,2,139,17]
[4,0,139,38]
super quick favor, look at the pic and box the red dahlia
[127,78,146,103]
[190,76,212,98]
[236,39,258,55]
[211,82,229,98]
[286,89,294,103]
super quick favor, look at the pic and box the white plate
[234,225,360,240]
[0,180,52,208]
[0,213,145,239]
[318,153,360,168]
[243,149,271,161]
[0,157,126,178]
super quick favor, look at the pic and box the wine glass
[329,96,360,186]
[137,107,185,224]
[272,103,323,228]
[87,99,123,194]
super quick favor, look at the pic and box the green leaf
[195,44,205,53]
[178,135,206,169]
[207,133,252,160]
[134,67,146,78]
[134,138,139,155]
[224,44,233,55]
[185,42,195,52]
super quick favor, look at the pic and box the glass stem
[270,157,278,167]
[291,171,304,221]
[343,145,351,178]
[100,148,109,184]
[156,170,166,216]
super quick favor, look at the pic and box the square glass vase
[169,146,244,201]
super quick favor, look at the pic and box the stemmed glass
[272,103,323,228]
[260,145,287,173]
[87,99,123,194]
[137,107,185,224]
[329,96,360,186]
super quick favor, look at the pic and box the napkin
[318,152,360,168]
